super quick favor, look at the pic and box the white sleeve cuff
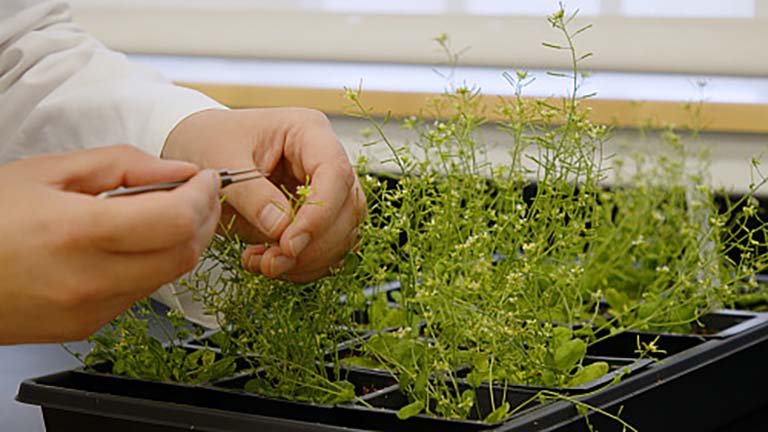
[140,86,228,157]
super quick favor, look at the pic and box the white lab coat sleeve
[0,1,226,328]
[0,0,227,164]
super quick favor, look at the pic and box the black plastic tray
[497,311,768,431]
[16,309,768,431]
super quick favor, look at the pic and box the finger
[102,197,221,298]
[223,176,292,242]
[57,296,137,343]
[286,192,361,274]
[279,161,359,258]
[257,245,297,278]
[31,296,136,343]
[255,221,358,283]
[292,223,359,277]
[241,243,267,273]
[285,267,333,284]
[219,202,273,245]
[27,145,200,194]
[283,258,347,284]
[85,169,221,252]
[242,244,298,278]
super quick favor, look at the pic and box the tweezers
[97,168,269,199]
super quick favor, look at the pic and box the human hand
[0,145,221,344]
[162,108,366,282]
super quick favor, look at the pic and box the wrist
[162,108,231,161]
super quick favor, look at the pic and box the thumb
[223,175,292,242]
[28,145,200,195]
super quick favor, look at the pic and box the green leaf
[484,402,510,423]
[340,354,387,370]
[209,332,229,349]
[574,325,595,339]
[183,349,204,370]
[465,369,485,388]
[637,300,658,320]
[552,327,572,349]
[397,400,424,420]
[604,288,629,311]
[244,377,269,394]
[541,370,557,387]
[202,349,216,367]
[554,339,586,372]
[567,361,609,387]
[389,290,402,303]
[413,370,429,397]
[326,380,356,404]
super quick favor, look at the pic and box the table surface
[0,341,90,431]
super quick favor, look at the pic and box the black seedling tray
[18,362,396,432]
[588,309,768,359]
[339,381,548,432]
[17,308,768,431]
[495,310,768,431]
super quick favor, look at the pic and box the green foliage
[397,400,425,420]
[183,228,362,404]
[80,300,236,384]
[368,293,407,331]
[484,402,511,423]
[567,362,610,387]
[244,373,355,405]
[69,3,767,428]
[340,3,767,423]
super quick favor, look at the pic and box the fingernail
[270,255,296,276]
[288,232,311,257]
[247,253,263,273]
[259,203,286,236]
[242,244,267,272]
[202,169,220,192]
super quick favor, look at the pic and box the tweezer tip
[228,173,268,184]
[221,167,267,176]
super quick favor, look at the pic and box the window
[67,0,768,75]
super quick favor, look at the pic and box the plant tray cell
[455,355,652,396]
[212,364,397,400]
[692,309,768,337]
[336,381,548,432]
[17,370,363,432]
[494,313,768,431]
[18,306,768,431]
[588,309,768,359]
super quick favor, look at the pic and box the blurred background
[65,0,768,195]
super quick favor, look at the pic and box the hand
[0,145,221,344]
[163,108,366,282]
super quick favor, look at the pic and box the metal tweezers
[97,168,269,199]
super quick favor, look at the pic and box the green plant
[338,4,767,422]
[68,3,767,428]
[66,300,236,384]
[181,208,364,404]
